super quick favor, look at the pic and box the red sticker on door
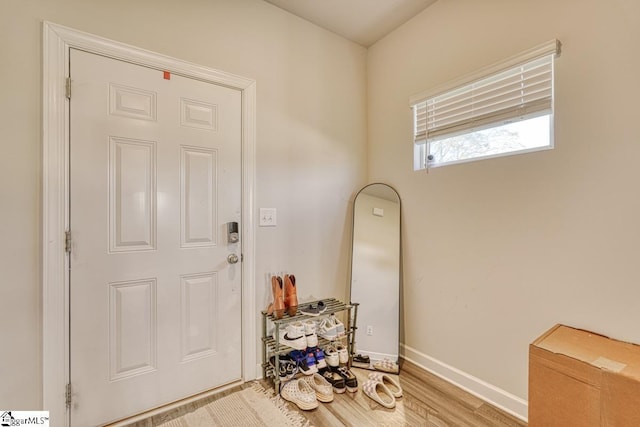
[163,71,170,80]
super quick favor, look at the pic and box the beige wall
[6,0,638,415]
[368,0,640,400]
[0,0,367,409]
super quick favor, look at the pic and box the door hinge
[65,77,72,99]
[65,383,72,408]
[65,230,72,254]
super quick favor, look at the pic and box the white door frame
[42,21,257,426]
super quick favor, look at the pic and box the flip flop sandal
[369,372,403,398]
[280,379,319,411]
[363,379,396,409]
[334,366,358,393]
[374,358,399,373]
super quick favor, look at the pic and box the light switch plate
[259,208,277,226]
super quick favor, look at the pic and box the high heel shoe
[284,274,298,316]
[267,275,285,319]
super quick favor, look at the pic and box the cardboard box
[529,324,640,426]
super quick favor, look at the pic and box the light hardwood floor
[298,360,526,427]
[127,359,526,426]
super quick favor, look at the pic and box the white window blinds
[412,40,560,145]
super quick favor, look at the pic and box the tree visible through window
[428,115,551,166]
[411,41,560,170]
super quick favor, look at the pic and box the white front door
[69,48,242,426]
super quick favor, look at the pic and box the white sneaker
[324,345,340,367]
[331,314,345,338]
[304,319,316,335]
[335,342,349,364]
[317,317,338,340]
[279,322,307,350]
[304,320,318,347]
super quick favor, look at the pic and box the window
[411,40,561,170]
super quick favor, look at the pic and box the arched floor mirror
[349,183,401,373]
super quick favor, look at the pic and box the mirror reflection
[349,183,401,373]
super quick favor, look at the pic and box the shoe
[289,350,308,374]
[284,274,298,316]
[279,322,307,350]
[301,373,334,403]
[299,300,327,316]
[304,320,318,347]
[331,314,345,338]
[352,353,371,368]
[362,379,396,409]
[373,358,399,374]
[319,367,346,394]
[290,350,317,375]
[266,276,285,319]
[304,350,318,375]
[369,372,402,398]
[269,354,298,380]
[324,345,339,368]
[280,379,319,411]
[333,366,358,393]
[354,354,370,364]
[313,347,327,369]
[317,317,338,340]
[335,342,349,365]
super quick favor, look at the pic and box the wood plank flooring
[126,359,527,426]
[298,360,526,427]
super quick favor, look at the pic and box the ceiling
[263,0,438,47]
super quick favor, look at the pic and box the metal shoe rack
[261,298,359,391]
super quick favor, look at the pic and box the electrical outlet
[366,325,373,336]
[259,208,277,227]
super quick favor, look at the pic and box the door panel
[109,137,157,252]
[69,49,242,426]
[181,146,216,247]
[109,278,157,381]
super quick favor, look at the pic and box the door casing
[42,21,257,426]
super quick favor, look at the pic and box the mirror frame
[348,183,401,372]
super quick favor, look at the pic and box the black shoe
[352,353,371,368]
[353,354,370,364]
[319,367,346,394]
[269,354,297,380]
[332,366,358,393]
[290,350,317,375]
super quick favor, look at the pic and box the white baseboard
[400,344,528,422]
